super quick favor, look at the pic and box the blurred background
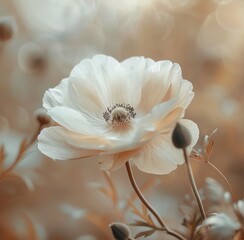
[0,0,244,239]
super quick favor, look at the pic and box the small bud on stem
[109,222,133,240]
[172,123,191,149]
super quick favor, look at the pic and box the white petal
[132,119,199,174]
[71,55,134,106]
[138,98,181,132]
[121,56,155,106]
[177,80,194,109]
[137,61,173,113]
[48,106,103,135]
[98,149,138,171]
[162,64,194,112]
[162,63,183,101]
[68,77,105,119]
[132,135,183,175]
[43,78,69,110]
[38,127,101,160]
[121,56,155,69]
[70,57,111,106]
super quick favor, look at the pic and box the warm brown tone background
[1,0,244,239]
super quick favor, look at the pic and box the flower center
[103,103,136,126]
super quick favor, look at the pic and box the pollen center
[103,103,136,126]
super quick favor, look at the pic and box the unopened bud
[109,222,132,240]
[18,42,47,74]
[0,16,16,42]
[34,109,51,126]
[172,123,191,149]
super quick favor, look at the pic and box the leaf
[190,149,205,163]
[128,202,146,221]
[135,229,155,239]
[204,129,217,161]
[147,214,155,226]
[88,182,113,199]
[130,220,150,227]
[141,204,155,226]
[141,204,148,219]
[23,215,39,240]
[102,171,118,207]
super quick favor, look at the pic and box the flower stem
[125,161,186,240]
[207,161,237,203]
[183,148,206,221]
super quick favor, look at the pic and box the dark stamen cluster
[103,103,136,125]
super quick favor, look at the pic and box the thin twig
[0,125,42,180]
[207,161,237,203]
[183,148,207,221]
[102,171,124,221]
[125,161,187,240]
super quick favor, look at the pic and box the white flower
[234,199,244,219]
[201,213,241,240]
[38,55,199,174]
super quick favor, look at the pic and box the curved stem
[125,161,186,240]
[183,148,206,221]
[208,161,237,203]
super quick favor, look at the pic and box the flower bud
[109,222,132,240]
[172,123,191,149]
[18,43,47,74]
[34,109,51,126]
[0,16,16,42]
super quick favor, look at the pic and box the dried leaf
[87,182,113,199]
[135,229,155,239]
[147,214,154,226]
[130,220,150,227]
[141,204,155,226]
[141,204,148,219]
[23,215,39,240]
[204,129,217,161]
[190,149,206,163]
[102,171,118,207]
[128,202,146,221]
[99,186,113,198]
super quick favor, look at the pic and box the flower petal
[43,78,69,110]
[38,126,101,160]
[98,149,138,171]
[138,98,182,132]
[122,57,155,106]
[68,77,105,120]
[132,119,199,174]
[137,61,173,113]
[48,106,103,135]
[70,55,127,106]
